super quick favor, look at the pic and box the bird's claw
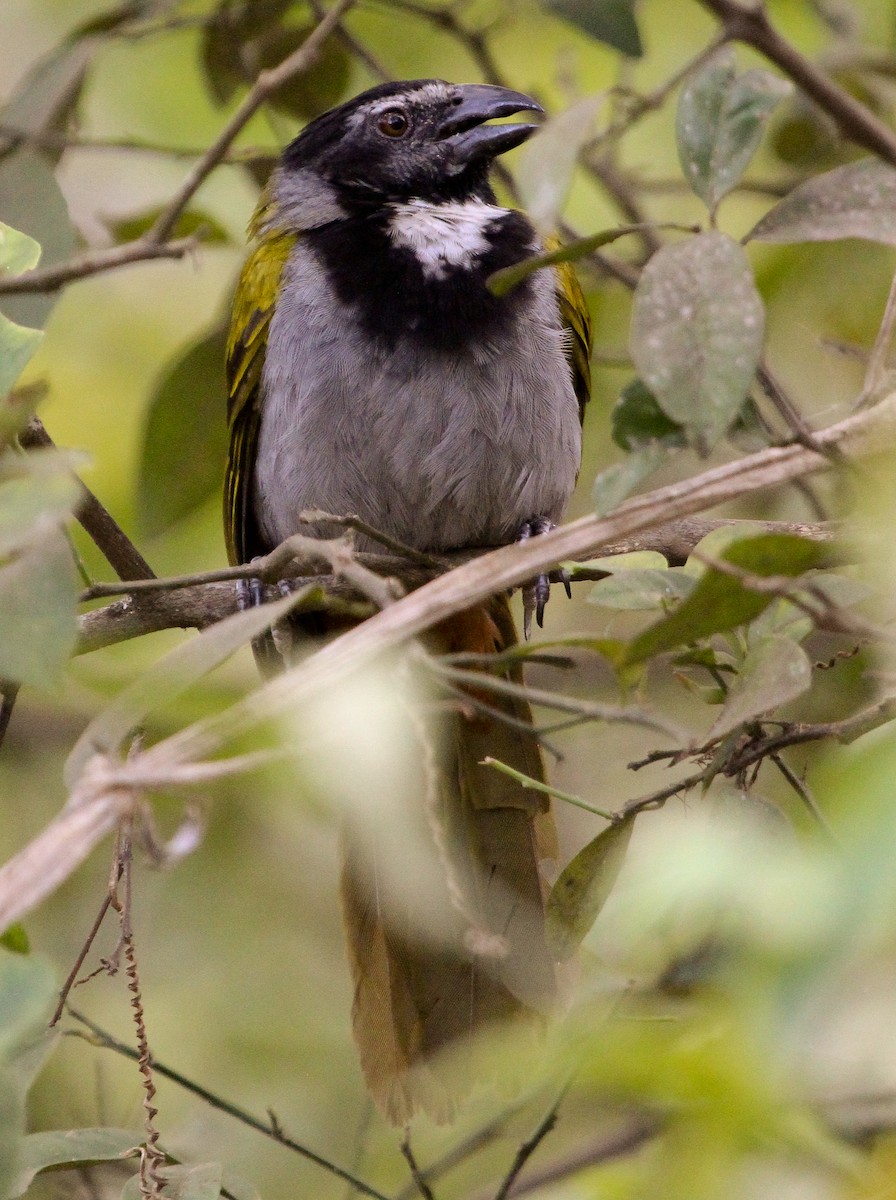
[517,516,568,639]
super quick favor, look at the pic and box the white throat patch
[389,198,505,280]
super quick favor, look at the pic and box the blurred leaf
[0,316,42,402]
[516,95,604,229]
[0,151,76,330]
[707,634,812,740]
[65,586,317,787]
[676,48,792,212]
[547,0,643,56]
[0,223,41,277]
[121,1162,222,1200]
[107,209,231,246]
[589,567,695,611]
[0,382,46,452]
[748,158,896,245]
[0,927,28,955]
[0,40,93,165]
[200,4,348,120]
[584,550,669,571]
[0,450,81,558]
[630,231,765,451]
[0,1072,22,1200]
[593,442,669,515]
[625,533,827,665]
[611,377,686,450]
[0,951,55,1060]
[0,530,78,689]
[546,814,636,959]
[137,326,229,538]
[10,1128,141,1197]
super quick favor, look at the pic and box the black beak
[438,84,543,168]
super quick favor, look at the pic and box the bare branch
[0,236,198,296]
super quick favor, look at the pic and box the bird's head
[267,79,543,228]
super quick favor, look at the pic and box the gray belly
[254,248,582,553]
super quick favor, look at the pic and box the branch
[148,0,357,244]
[698,0,896,166]
[0,236,198,296]
[64,1009,392,1200]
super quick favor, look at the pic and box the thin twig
[481,757,615,820]
[492,1085,569,1200]
[400,1133,437,1200]
[0,236,198,295]
[65,1009,392,1200]
[769,752,836,840]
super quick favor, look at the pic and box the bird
[223,78,591,1124]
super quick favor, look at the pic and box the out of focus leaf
[707,634,812,740]
[747,158,896,245]
[0,951,56,1058]
[65,586,318,788]
[0,151,76,330]
[0,451,80,557]
[121,1161,222,1200]
[583,550,669,571]
[10,1128,141,1197]
[0,40,93,165]
[0,926,29,955]
[625,533,827,665]
[0,531,78,689]
[0,224,41,277]
[630,231,765,451]
[676,48,791,211]
[516,95,604,229]
[546,813,636,959]
[137,325,229,537]
[589,567,695,611]
[0,1072,22,1200]
[200,4,348,120]
[107,209,230,246]
[611,377,686,450]
[0,317,42,402]
[547,0,643,57]
[592,442,668,515]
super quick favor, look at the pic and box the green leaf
[121,1162,223,1200]
[0,316,42,401]
[630,231,765,452]
[707,634,812,741]
[10,1128,142,1197]
[582,550,670,572]
[0,151,76,331]
[0,926,29,955]
[516,95,604,229]
[747,158,896,245]
[0,951,56,1060]
[625,533,827,665]
[546,814,636,959]
[137,326,229,537]
[589,567,695,611]
[611,377,686,450]
[64,586,319,788]
[592,442,669,516]
[0,1071,23,1200]
[547,0,643,57]
[107,209,230,246]
[0,224,41,278]
[0,530,78,689]
[488,223,669,297]
[0,451,81,558]
[676,48,792,212]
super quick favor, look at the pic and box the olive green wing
[224,230,296,566]
[553,254,592,425]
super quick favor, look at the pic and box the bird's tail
[340,594,558,1124]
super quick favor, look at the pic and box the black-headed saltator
[224,79,592,1124]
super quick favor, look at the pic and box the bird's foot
[516,516,571,639]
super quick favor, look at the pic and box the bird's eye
[377,109,409,137]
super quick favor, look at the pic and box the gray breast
[253,244,582,553]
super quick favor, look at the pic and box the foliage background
[4,0,896,1197]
